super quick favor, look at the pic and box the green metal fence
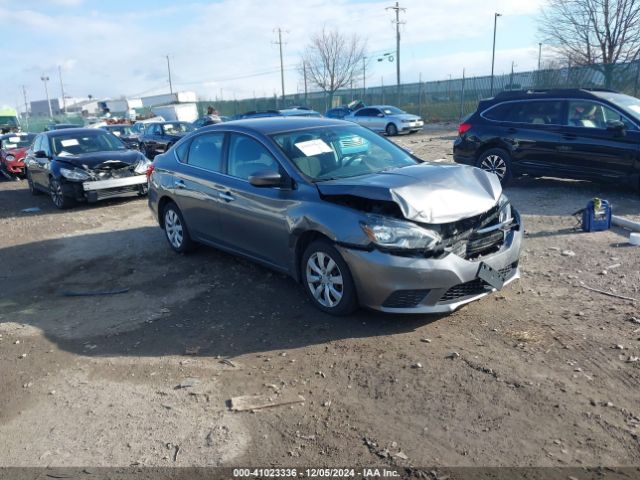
[200,61,640,122]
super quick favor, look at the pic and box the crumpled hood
[316,163,502,224]
[54,150,143,170]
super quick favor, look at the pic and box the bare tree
[539,0,640,87]
[301,28,366,106]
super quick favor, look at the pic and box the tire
[162,202,194,254]
[476,148,513,186]
[301,240,358,316]
[385,123,398,136]
[49,177,75,209]
[27,170,41,195]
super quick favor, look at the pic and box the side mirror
[34,150,48,159]
[249,170,283,187]
[607,120,626,134]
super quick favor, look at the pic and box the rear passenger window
[186,133,224,171]
[503,101,563,125]
[174,140,190,162]
[483,103,513,121]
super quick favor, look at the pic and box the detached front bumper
[338,211,523,314]
[62,175,148,202]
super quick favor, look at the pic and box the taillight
[458,123,472,135]
[146,164,155,180]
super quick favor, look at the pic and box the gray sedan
[148,118,522,315]
[344,105,424,136]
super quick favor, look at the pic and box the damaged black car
[24,128,151,209]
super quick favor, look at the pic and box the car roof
[201,117,348,135]
[489,88,619,103]
[45,128,108,137]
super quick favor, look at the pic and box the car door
[215,133,296,270]
[558,100,639,179]
[494,99,568,173]
[144,124,160,155]
[353,108,374,129]
[25,135,43,186]
[170,132,227,244]
[32,134,53,187]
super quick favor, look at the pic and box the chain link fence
[201,61,640,122]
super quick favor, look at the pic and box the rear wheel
[385,123,398,136]
[49,177,75,209]
[301,240,358,316]
[476,148,513,185]
[163,202,194,253]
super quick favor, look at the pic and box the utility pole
[57,66,67,114]
[509,61,515,90]
[386,1,406,103]
[41,75,53,118]
[490,12,501,96]
[273,28,287,106]
[22,85,29,129]
[166,55,173,95]
[538,43,542,70]
[303,61,308,105]
[460,68,466,121]
[362,57,367,102]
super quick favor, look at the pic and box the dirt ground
[1,126,639,470]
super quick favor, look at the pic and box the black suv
[453,89,640,188]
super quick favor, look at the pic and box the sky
[0,0,548,111]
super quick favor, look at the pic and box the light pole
[538,43,542,70]
[41,75,53,118]
[490,12,501,96]
[166,55,173,95]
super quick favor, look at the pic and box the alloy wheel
[306,251,344,308]
[480,154,507,179]
[50,180,64,207]
[164,209,184,249]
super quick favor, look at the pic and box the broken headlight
[60,167,90,181]
[498,194,512,223]
[361,215,441,251]
[134,157,151,174]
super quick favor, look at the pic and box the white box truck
[150,103,198,123]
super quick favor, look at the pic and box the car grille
[430,204,507,260]
[438,262,518,303]
[382,289,430,309]
[339,135,366,149]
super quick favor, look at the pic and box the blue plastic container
[582,198,611,232]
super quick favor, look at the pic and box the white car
[344,105,424,136]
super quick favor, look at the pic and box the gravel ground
[1,126,639,469]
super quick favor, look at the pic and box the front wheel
[301,240,358,316]
[163,202,194,253]
[49,177,74,209]
[385,123,398,136]
[476,148,513,186]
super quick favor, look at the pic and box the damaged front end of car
[314,164,523,313]
[57,156,151,203]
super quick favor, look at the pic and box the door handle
[219,191,234,202]
[174,179,186,189]
[507,127,517,133]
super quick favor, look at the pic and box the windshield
[0,116,19,126]
[51,132,125,156]
[163,122,194,134]
[271,125,418,181]
[592,92,640,124]
[107,126,133,136]
[131,123,145,134]
[381,106,405,115]
[1,134,35,150]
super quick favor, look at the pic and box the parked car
[24,128,150,209]
[453,88,640,187]
[100,124,140,150]
[148,118,521,315]
[192,115,221,129]
[232,108,322,121]
[233,110,282,120]
[138,121,194,159]
[0,132,36,179]
[344,105,424,136]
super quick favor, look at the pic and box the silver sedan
[344,105,424,136]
